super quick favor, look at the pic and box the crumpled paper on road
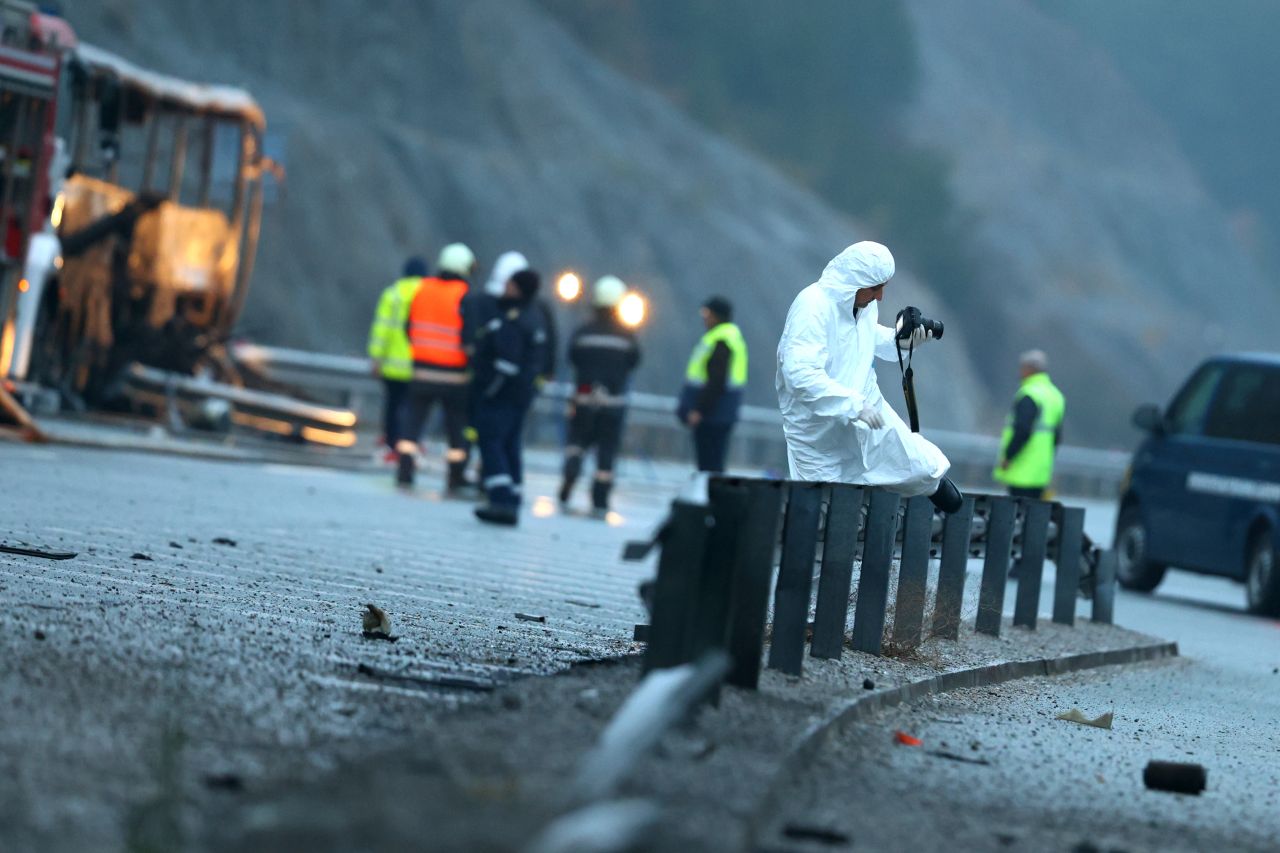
[1055,708,1114,729]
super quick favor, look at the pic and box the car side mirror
[1132,403,1165,434]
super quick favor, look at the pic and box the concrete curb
[748,639,1179,841]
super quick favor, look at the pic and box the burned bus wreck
[6,35,268,402]
[0,4,353,445]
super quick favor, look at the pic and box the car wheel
[1245,531,1280,617]
[1114,505,1166,592]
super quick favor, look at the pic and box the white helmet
[437,243,476,277]
[592,275,627,308]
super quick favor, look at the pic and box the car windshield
[1203,364,1280,445]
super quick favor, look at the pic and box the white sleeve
[779,305,862,419]
[873,323,900,361]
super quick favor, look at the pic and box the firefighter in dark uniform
[558,276,642,516]
[472,269,548,526]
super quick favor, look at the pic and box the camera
[895,306,944,341]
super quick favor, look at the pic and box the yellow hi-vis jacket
[367,275,422,381]
[993,372,1065,489]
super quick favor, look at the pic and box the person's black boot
[590,479,612,518]
[560,455,582,505]
[929,477,964,514]
[395,452,415,488]
[474,503,519,526]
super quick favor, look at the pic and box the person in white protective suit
[775,241,964,512]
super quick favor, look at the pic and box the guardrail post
[811,485,865,660]
[975,496,1016,636]
[850,488,900,654]
[1012,499,1052,629]
[891,495,934,650]
[768,483,825,676]
[1052,505,1086,626]
[1092,549,1117,624]
[931,496,974,639]
[725,480,785,688]
[689,480,749,683]
[643,500,713,673]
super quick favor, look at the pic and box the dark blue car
[1116,353,1280,615]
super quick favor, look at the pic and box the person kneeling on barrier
[775,240,964,513]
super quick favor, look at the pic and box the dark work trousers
[401,380,472,488]
[693,421,734,473]
[381,378,409,447]
[1008,486,1047,500]
[561,405,626,509]
[474,401,528,507]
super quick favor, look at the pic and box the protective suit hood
[484,251,530,297]
[818,241,895,308]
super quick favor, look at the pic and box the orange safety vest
[407,277,469,368]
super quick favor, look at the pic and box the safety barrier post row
[630,478,1117,691]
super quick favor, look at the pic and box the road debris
[1143,760,1207,795]
[361,603,395,640]
[515,612,547,623]
[168,541,183,549]
[130,552,154,561]
[0,543,77,560]
[1055,708,1114,729]
[894,730,922,747]
[927,749,991,766]
[862,678,876,690]
[352,662,496,692]
[211,536,238,547]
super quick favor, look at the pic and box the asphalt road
[766,500,1280,853]
[0,441,666,851]
[3,439,1275,852]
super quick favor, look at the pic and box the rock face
[59,0,989,432]
[901,0,1280,443]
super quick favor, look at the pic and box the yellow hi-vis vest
[994,372,1065,489]
[367,276,422,381]
[684,322,748,387]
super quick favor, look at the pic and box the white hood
[484,251,530,297]
[817,241,895,307]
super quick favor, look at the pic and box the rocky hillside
[898,0,1280,442]
[60,0,989,432]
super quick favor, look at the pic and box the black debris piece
[927,749,991,766]
[0,544,77,560]
[212,537,237,547]
[515,612,547,623]
[130,552,153,561]
[1143,760,1207,795]
[862,678,876,690]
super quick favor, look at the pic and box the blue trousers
[474,401,527,507]
[382,378,409,446]
[693,422,734,473]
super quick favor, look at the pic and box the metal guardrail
[628,477,1116,690]
[229,342,1130,496]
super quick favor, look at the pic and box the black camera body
[895,305,944,341]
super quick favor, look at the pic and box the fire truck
[0,1,270,406]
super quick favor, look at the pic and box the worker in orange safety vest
[396,242,477,493]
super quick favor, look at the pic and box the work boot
[474,503,519,526]
[395,452,415,488]
[929,477,964,514]
[590,479,612,517]
[560,453,582,506]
